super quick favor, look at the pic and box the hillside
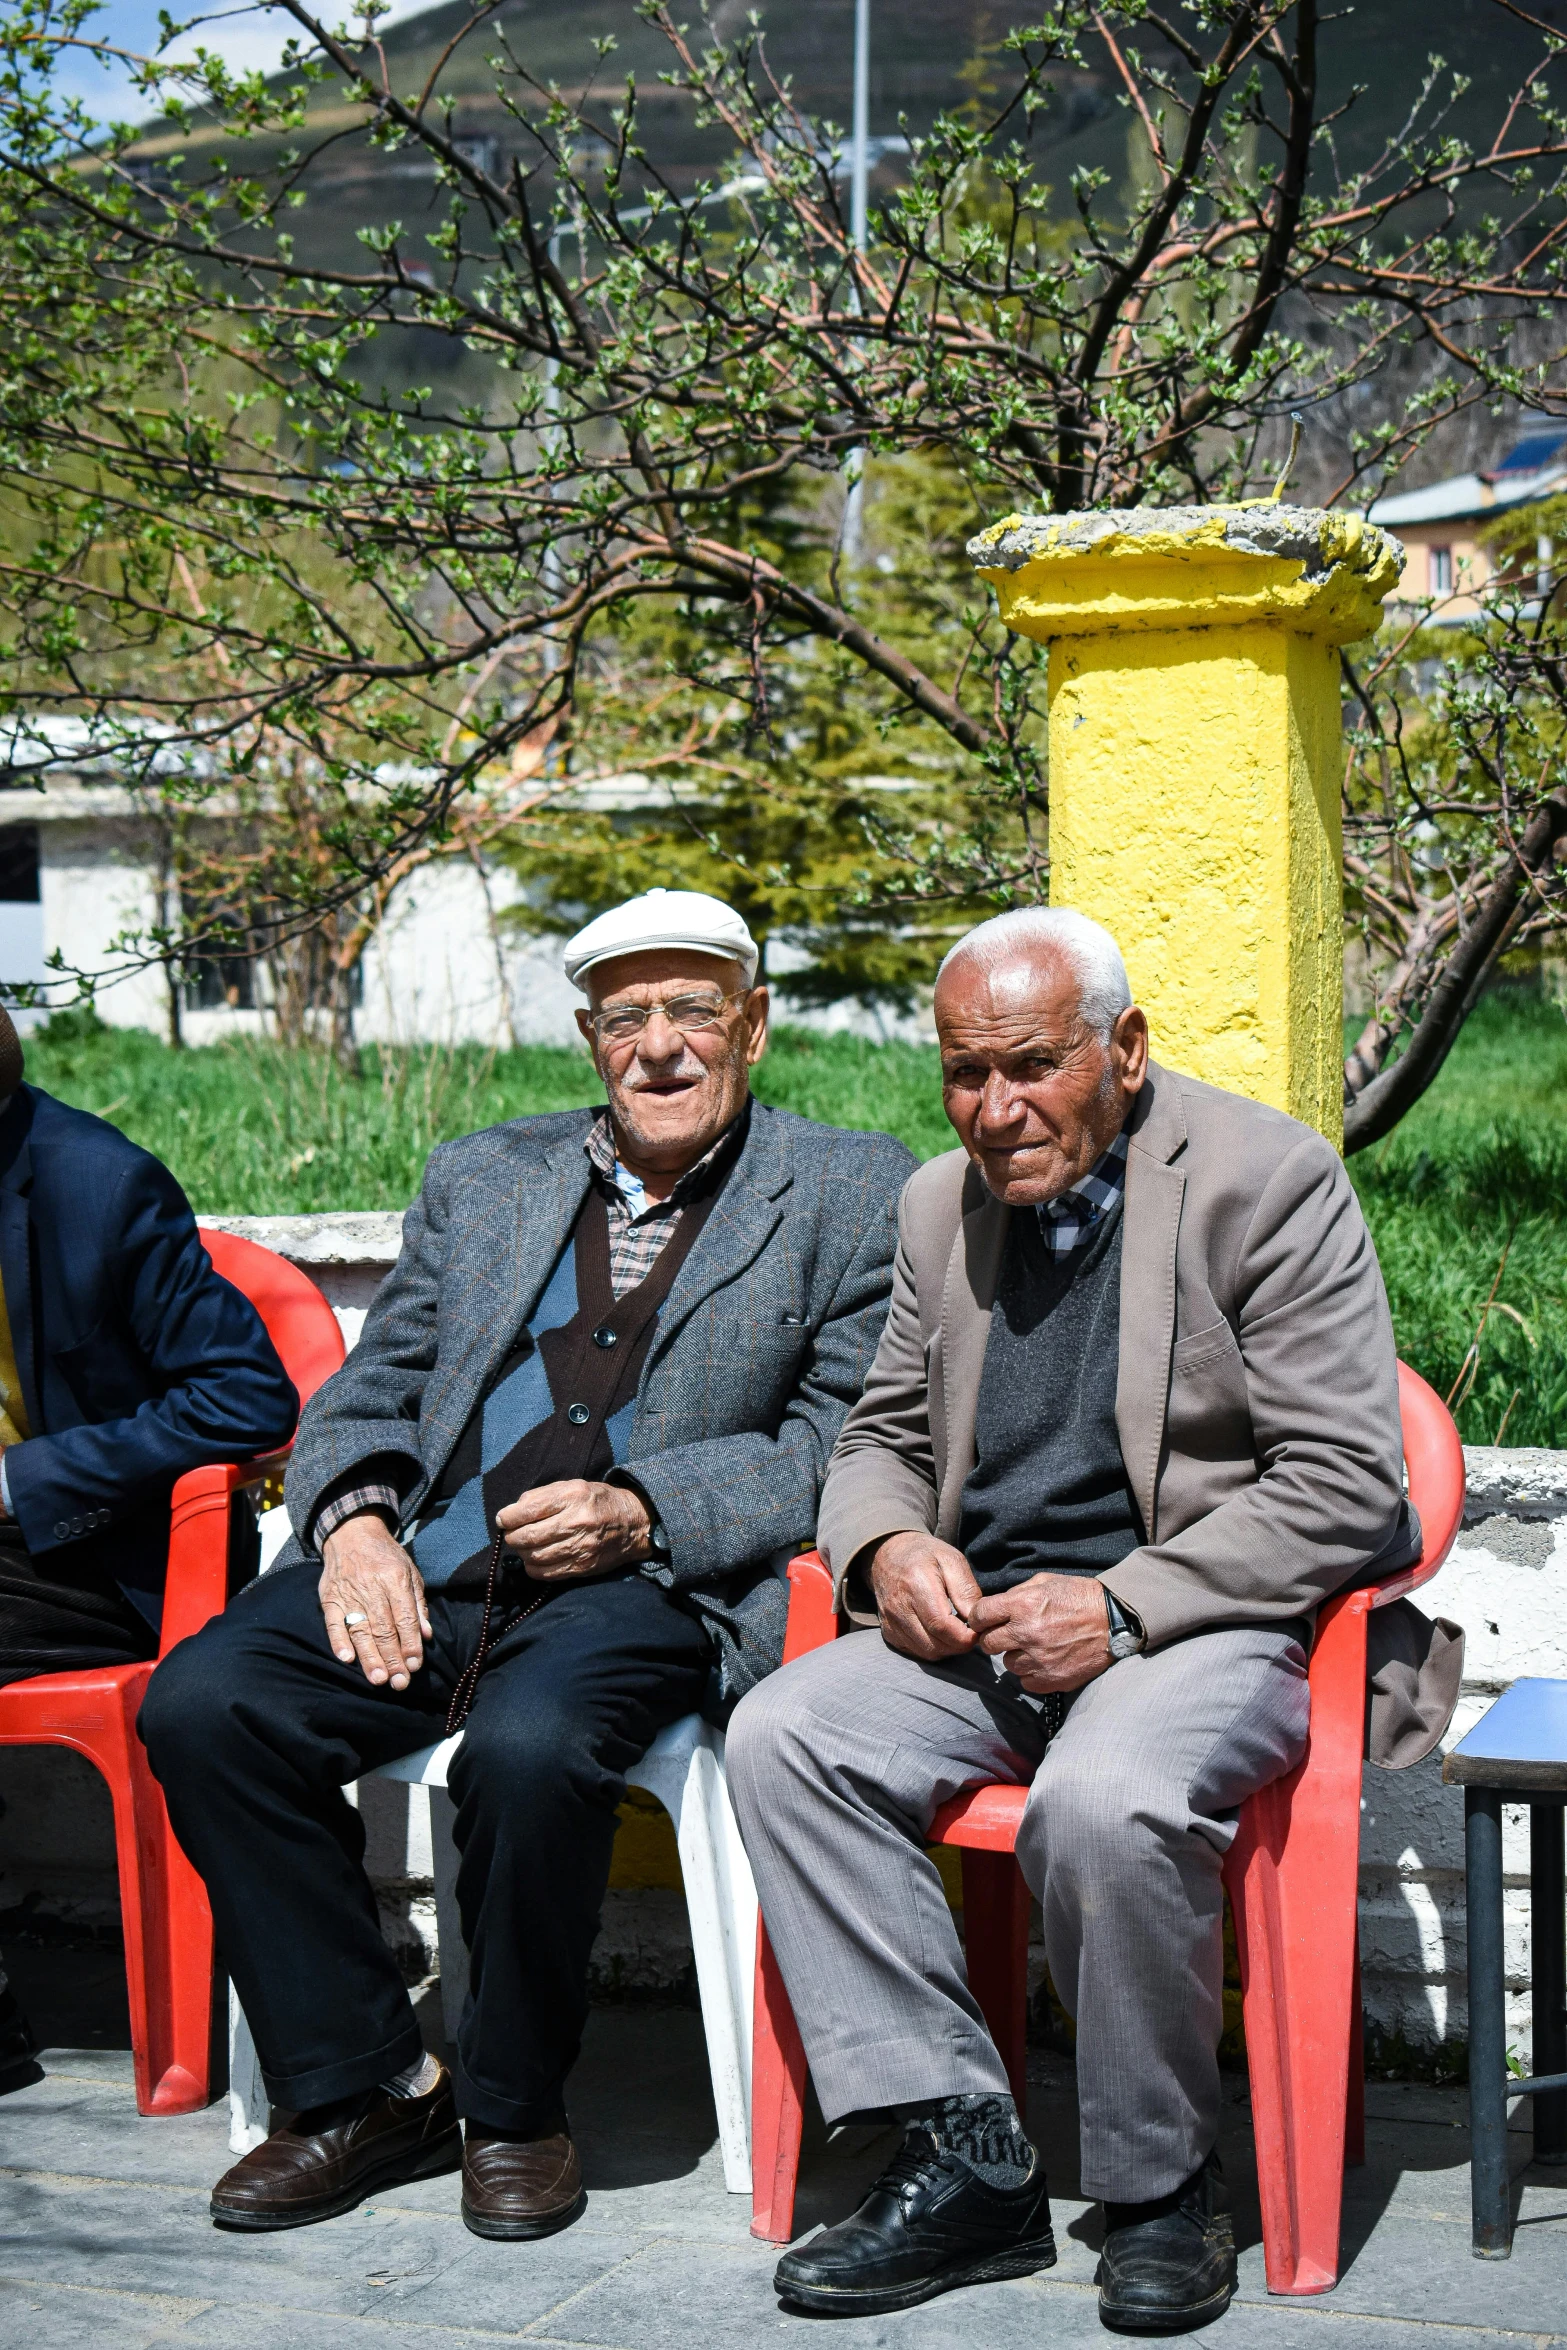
[118,0,1554,281]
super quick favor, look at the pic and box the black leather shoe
[774,2123,1056,2317]
[0,1983,41,2095]
[1097,2149,1236,2333]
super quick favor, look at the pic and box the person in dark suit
[0,1005,300,2090]
[142,889,915,2244]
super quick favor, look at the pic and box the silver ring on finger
[343,1611,369,1628]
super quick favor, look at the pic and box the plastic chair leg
[1347,1931,1366,2169]
[92,1667,214,2116]
[389,1713,758,2199]
[428,1785,469,2052]
[133,1752,216,2113]
[1225,1593,1368,2296]
[750,1919,808,2243]
[103,1717,160,2111]
[0,1666,208,2116]
[228,1989,269,2153]
[669,1730,757,2195]
[960,1848,1031,2110]
[624,1716,755,2193]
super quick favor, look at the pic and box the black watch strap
[1104,1587,1147,1659]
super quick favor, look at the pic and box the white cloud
[45,0,432,123]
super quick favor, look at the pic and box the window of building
[183,953,257,1012]
[0,827,41,904]
[1429,545,1454,596]
[181,936,364,1014]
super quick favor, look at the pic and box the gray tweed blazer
[277,1099,915,1712]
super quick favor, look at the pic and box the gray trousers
[727,1623,1309,2203]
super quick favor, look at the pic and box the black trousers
[0,1524,156,1689]
[138,1559,712,2131]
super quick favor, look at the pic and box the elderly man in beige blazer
[728,905,1428,2331]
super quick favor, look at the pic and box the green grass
[21,1019,956,1212]
[1347,994,1567,1450]
[25,994,1567,1447]
[27,1021,605,1217]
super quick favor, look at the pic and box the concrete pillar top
[967,502,1404,644]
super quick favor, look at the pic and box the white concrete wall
[7,794,934,1048]
[1360,1451,1567,2066]
[356,858,583,1049]
[5,1209,1565,2035]
[1,790,585,1048]
[41,819,168,1034]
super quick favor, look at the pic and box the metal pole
[850,0,870,255]
[1467,1787,1514,2256]
[1532,1800,1567,2163]
[843,0,870,565]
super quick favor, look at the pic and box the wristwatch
[1104,1588,1147,1660]
[607,1468,669,1563]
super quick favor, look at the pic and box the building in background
[0,738,935,1048]
[0,739,582,1049]
[1368,425,1567,619]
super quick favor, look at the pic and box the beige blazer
[819,1063,1451,1737]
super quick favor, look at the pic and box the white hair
[936,907,1132,1040]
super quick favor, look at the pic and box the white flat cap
[563,887,760,992]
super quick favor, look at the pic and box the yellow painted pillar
[968,506,1403,1145]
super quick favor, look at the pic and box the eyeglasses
[588,990,746,1046]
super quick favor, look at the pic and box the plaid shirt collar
[1035,1124,1130,1257]
[585,1105,747,1298]
[584,1108,741,1222]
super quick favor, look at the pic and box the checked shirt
[582,1108,743,1298]
[1036,1124,1129,1255]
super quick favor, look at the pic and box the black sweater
[959,1200,1143,1592]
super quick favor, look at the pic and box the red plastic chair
[750,1362,1465,2298]
[0,1229,345,2114]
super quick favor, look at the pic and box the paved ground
[1,1952,1565,2350]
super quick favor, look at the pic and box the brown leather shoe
[210,2065,462,2231]
[461,2124,586,2240]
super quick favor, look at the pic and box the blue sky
[45,0,430,121]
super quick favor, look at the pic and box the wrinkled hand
[496,1479,653,1582]
[320,1513,431,1690]
[969,1573,1111,1695]
[870,1531,982,1662]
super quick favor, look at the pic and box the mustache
[616,1058,706,1089]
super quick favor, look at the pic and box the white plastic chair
[228,1513,759,2192]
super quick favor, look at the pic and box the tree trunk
[329,959,361,1079]
[1342,793,1567,1153]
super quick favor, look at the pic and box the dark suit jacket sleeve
[623,1141,912,1590]
[281,1148,451,1543]
[6,1154,299,1555]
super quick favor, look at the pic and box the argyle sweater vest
[409,1185,713,1588]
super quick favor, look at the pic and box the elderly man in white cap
[144,888,914,2243]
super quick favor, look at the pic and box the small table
[1444,1677,1567,2257]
